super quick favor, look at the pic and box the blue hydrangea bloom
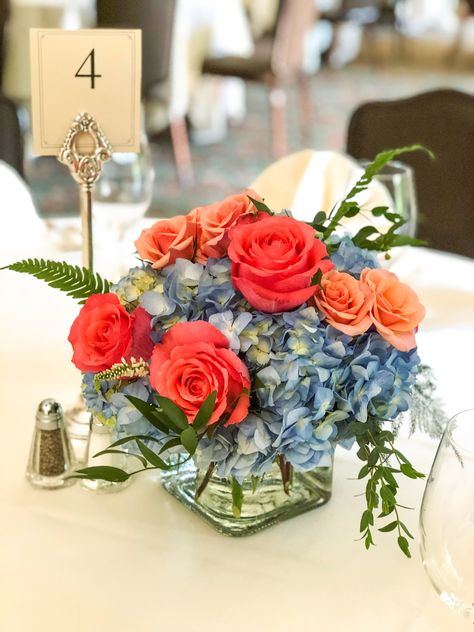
[330,235,378,277]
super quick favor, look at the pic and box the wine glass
[92,132,155,243]
[359,159,418,238]
[419,409,474,624]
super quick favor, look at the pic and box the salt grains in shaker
[26,399,77,489]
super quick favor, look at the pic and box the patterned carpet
[27,61,474,219]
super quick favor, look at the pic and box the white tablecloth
[1,170,474,631]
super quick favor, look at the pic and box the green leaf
[92,448,147,468]
[231,477,244,518]
[102,434,164,449]
[378,520,398,533]
[357,446,368,461]
[381,468,398,488]
[192,391,217,432]
[1,259,111,303]
[389,235,428,248]
[364,531,374,550]
[400,522,414,539]
[342,202,361,218]
[377,506,395,518]
[349,422,368,437]
[393,449,410,465]
[367,449,379,467]
[72,466,129,482]
[400,463,420,479]
[158,437,182,454]
[311,269,323,287]
[352,226,379,245]
[180,426,198,455]
[155,396,189,431]
[247,195,273,215]
[371,206,390,217]
[125,396,170,434]
[380,485,396,506]
[135,440,170,469]
[360,509,374,532]
[397,535,412,558]
[358,464,370,479]
[312,211,326,225]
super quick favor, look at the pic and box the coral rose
[134,214,196,270]
[149,321,250,426]
[69,294,133,372]
[361,268,425,351]
[228,214,334,313]
[69,295,154,372]
[193,190,260,263]
[314,270,373,335]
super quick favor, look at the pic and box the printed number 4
[75,49,102,89]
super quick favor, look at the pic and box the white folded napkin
[0,161,48,264]
[250,149,393,234]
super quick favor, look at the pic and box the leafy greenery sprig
[71,391,218,482]
[310,144,433,255]
[1,258,111,304]
[345,417,425,558]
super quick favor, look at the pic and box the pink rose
[314,270,373,335]
[228,214,334,313]
[68,295,154,372]
[149,321,250,426]
[360,268,425,351]
[193,190,260,263]
[134,214,197,270]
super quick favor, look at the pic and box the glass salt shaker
[26,399,77,489]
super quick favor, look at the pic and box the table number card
[30,28,142,155]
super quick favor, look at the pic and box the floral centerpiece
[6,146,437,556]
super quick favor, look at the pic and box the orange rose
[193,190,260,263]
[360,268,425,351]
[313,270,373,335]
[134,215,196,270]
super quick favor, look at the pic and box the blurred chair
[347,89,474,258]
[96,0,194,187]
[0,0,10,90]
[202,0,317,158]
[322,0,405,63]
[0,93,23,177]
[450,0,474,64]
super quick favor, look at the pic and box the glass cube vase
[161,458,333,536]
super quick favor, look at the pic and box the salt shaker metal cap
[26,398,77,489]
[35,398,63,430]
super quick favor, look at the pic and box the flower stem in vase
[278,455,292,495]
[195,462,217,499]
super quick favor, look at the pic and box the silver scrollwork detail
[58,112,112,189]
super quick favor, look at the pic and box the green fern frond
[1,258,111,303]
